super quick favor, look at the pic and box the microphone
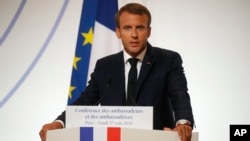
[95,78,112,105]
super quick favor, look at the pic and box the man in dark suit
[40,3,194,141]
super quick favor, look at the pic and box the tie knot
[128,58,138,67]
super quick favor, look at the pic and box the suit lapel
[136,44,156,98]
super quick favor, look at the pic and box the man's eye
[123,27,131,30]
[137,26,145,31]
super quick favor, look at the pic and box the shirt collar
[124,46,147,64]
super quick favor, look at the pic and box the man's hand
[164,124,192,141]
[39,121,63,141]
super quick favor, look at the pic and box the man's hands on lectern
[164,124,192,141]
[39,121,63,141]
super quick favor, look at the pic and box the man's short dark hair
[115,3,151,28]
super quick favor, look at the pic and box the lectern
[47,127,198,141]
[47,106,198,141]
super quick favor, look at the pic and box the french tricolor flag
[80,127,121,141]
[68,0,121,104]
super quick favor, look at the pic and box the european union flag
[68,0,120,104]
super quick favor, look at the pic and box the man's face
[116,12,151,57]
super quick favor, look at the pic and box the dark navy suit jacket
[57,43,194,130]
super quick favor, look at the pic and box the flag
[67,0,121,104]
[80,127,121,141]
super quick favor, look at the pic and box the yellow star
[81,27,94,45]
[68,86,76,99]
[73,56,81,70]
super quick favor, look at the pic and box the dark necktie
[127,58,138,106]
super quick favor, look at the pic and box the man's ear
[147,26,151,37]
[115,27,121,39]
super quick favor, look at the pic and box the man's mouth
[130,42,139,47]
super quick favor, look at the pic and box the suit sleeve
[167,52,194,127]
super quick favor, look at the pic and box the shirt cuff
[176,119,191,127]
[54,120,65,128]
